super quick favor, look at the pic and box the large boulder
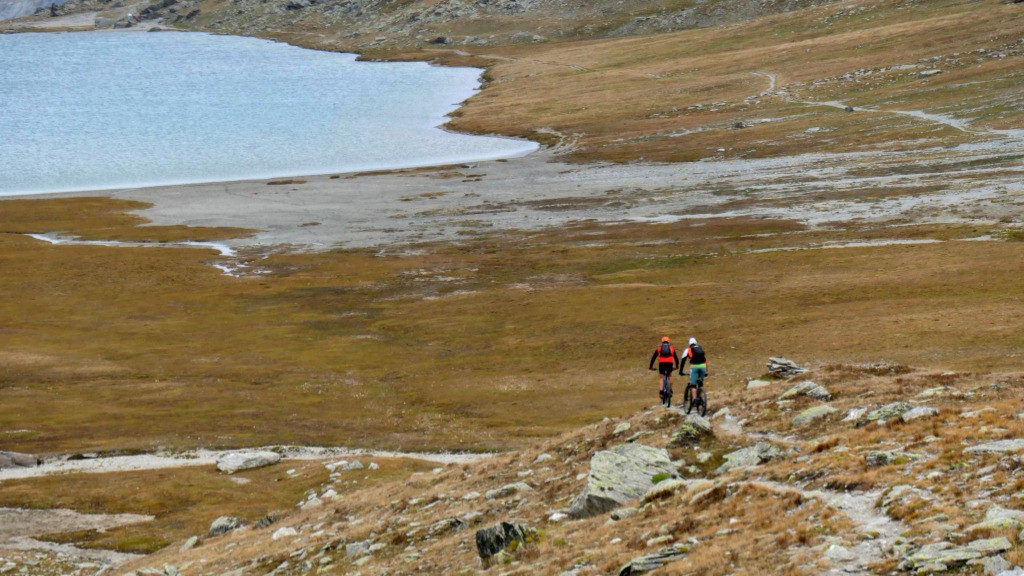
[715,442,782,473]
[779,381,832,402]
[902,406,939,422]
[618,543,689,575]
[208,516,244,536]
[669,414,713,445]
[216,451,281,474]
[855,402,910,427]
[474,522,537,563]
[568,444,676,519]
[792,405,838,427]
[0,451,40,469]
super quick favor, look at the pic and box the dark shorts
[658,363,675,376]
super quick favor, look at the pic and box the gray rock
[216,451,281,474]
[425,512,466,537]
[904,538,1012,572]
[179,535,198,552]
[208,516,244,536]
[779,380,832,401]
[0,451,40,469]
[669,414,713,445]
[746,379,772,389]
[485,482,533,500]
[617,543,689,575]
[342,460,365,471]
[792,404,838,427]
[979,555,1010,576]
[866,450,919,467]
[856,402,910,427]
[965,439,1024,455]
[568,444,676,519]
[613,422,632,436]
[968,506,1024,532]
[766,357,806,378]
[474,522,537,561]
[902,406,939,422]
[715,442,782,473]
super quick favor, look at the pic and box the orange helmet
[661,336,670,342]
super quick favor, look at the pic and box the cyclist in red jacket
[648,336,679,403]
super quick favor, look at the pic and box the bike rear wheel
[697,388,708,417]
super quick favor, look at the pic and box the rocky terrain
[77,361,1022,575]
[15,0,838,47]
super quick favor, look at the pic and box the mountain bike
[659,373,673,408]
[684,374,708,416]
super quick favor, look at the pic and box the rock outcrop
[715,442,782,473]
[0,450,40,469]
[792,404,838,427]
[780,381,832,401]
[767,357,806,378]
[568,444,676,519]
[669,414,713,445]
[474,522,537,565]
[216,451,281,474]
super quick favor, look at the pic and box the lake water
[0,31,537,196]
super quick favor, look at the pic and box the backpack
[690,344,706,364]
[659,342,672,357]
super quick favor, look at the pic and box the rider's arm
[678,347,690,374]
[672,349,680,370]
[648,350,658,370]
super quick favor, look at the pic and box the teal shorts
[690,365,707,386]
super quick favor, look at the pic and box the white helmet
[688,337,698,346]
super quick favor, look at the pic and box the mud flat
[21,131,1019,252]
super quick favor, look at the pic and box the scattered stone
[485,482,533,500]
[568,444,676,519]
[342,460,365,471]
[208,516,244,537]
[715,442,782,473]
[534,453,553,463]
[271,527,298,540]
[856,402,910,427]
[669,414,713,445]
[903,538,1011,572]
[617,543,689,575]
[866,450,920,467]
[613,422,632,436]
[368,462,380,470]
[792,404,838,427]
[746,379,772,389]
[902,406,939,422]
[179,536,199,552]
[825,543,856,562]
[767,357,806,378]
[474,522,537,564]
[216,451,281,474]
[919,69,944,77]
[548,512,568,522]
[780,381,833,401]
[843,407,867,422]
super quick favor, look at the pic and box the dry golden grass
[1,197,1021,456]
